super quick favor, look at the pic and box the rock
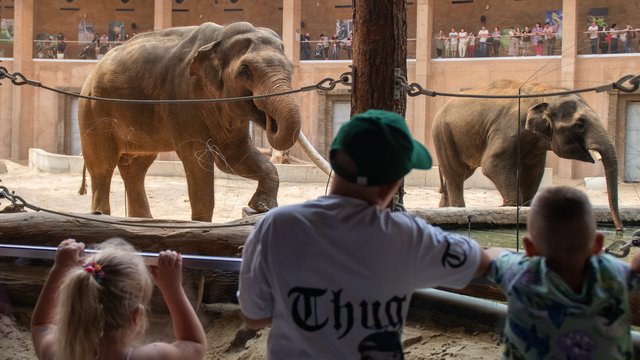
[0,160,7,174]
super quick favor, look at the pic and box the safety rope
[0,185,256,229]
[0,66,353,104]
[394,73,640,99]
[1,66,638,104]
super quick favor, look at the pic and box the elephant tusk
[297,131,332,176]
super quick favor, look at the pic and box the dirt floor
[2,159,640,359]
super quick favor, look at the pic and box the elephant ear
[525,102,552,141]
[189,41,223,90]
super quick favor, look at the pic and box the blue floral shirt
[487,252,640,360]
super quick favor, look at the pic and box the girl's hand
[53,239,85,272]
[151,250,183,293]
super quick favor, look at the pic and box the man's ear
[378,181,401,208]
[592,232,604,255]
[523,236,537,257]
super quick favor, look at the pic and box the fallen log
[0,211,256,256]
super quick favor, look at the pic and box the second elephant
[432,79,622,230]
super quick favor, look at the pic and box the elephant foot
[248,196,277,214]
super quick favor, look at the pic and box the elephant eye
[238,64,252,80]
[574,118,586,130]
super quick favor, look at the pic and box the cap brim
[411,140,432,170]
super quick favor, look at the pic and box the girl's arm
[31,239,85,359]
[141,251,207,360]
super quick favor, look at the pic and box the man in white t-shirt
[588,21,599,54]
[478,26,489,57]
[238,109,492,359]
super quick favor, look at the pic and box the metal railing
[0,244,241,271]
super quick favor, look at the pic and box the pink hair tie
[83,262,105,283]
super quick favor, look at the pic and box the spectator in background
[434,28,444,58]
[532,22,544,56]
[508,26,518,56]
[458,27,468,58]
[610,24,619,53]
[449,27,459,58]
[300,32,311,60]
[330,33,340,60]
[444,34,451,58]
[320,33,329,60]
[491,26,501,56]
[599,25,609,54]
[521,25,532,56]
[588,21,599,54]
[544,22,557,55]
[478,25,489,57]
[468,32,476,58]
[56,33,66,59]
[344,34,353,60]
[620,25,630,53]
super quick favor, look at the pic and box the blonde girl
[31,238,206,360]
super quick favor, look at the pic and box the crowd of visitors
[434,22,560,58]
[300,31,353,60]
[587,21,638,54]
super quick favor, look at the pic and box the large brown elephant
[79,22,325,222]
[432,79,622,230]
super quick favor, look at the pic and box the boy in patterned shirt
[486,186,640,359]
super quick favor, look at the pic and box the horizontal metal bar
[0,244,241,271]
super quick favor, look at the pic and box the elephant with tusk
[79,22,329,222]
[432,79,622,230]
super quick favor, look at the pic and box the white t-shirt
[449,31,458,45]
[239,195,482,359]
[588,24,599,39]
[478,29,489,42]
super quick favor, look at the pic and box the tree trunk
[0,212,252,256]
[352,0,407,114]
[352,0,408,207]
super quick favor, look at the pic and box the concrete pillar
[560,0,577,89]
[154,0,172,31]
[413,0,432,148]
[11,0,34,159]
[282,0,301,64]
[558,0,578,179]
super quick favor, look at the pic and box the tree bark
[352,0,407,115]
[352,0,408,206]
[0,211,252,256]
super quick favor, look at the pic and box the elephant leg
[81,135,118,215]
[177,145,216,222]
[215,142,278,213]
[518,157,546,206]
[118,154,157,218]
[440,166,474,207]
[482,155,518,206]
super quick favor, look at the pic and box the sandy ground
[2,159,640,359]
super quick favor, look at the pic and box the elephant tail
[78,164,87,195]
[438,167,445,194]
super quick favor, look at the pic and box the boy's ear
[592,232,604,255]
[524,236,537,257]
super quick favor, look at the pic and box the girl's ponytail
[55,267,105,360]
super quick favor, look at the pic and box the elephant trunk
[591,135,623,231]
[253,84,301,151]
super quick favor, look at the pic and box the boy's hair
[528,186,596,257]
[55,238,153,360]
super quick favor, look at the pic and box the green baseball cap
[330,109,432,186]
